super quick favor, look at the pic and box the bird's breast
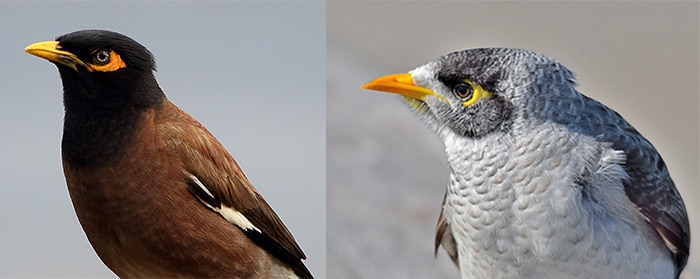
[62,106,282,278]
[441,123,674,278]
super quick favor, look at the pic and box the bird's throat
[62,106,146,169]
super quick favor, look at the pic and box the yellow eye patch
[87,50,126,72]
[458,79,492,107]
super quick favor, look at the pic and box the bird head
[362,48,578,139]
[25,30,162,109]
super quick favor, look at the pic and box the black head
[56,29,156,72]
[26,29,163,110]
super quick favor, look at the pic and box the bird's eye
[86,49,126,72]
[453,83,474,100]
[93,50,111,65]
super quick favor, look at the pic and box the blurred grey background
[0,1,325,278]
[328,1,698,278]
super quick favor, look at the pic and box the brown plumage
[25,29,312,278]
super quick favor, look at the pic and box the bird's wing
[157,103,311,278]
[435,190,459,266]
[616,138,690,271]
[552,94,690,271]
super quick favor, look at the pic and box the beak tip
[24,43,34,53]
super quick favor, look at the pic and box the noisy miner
[362,48,689,279]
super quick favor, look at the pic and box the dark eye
[93,50,111,65]
[453,83,473,100]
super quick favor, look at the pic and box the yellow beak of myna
[25,41,89,72]
[361,73,450,104]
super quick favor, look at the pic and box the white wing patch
[189,175,216,205]
[188,174,261,233]
[219,206,261,233]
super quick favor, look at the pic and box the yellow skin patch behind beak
[361,73,451,105]
[24,41,126,72]
[461,79,492,107]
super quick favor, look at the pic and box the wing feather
[435,191,459,266]
[548,93,690,274]
[157,101,312,278]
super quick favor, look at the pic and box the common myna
[362,48,689,278]
[25,29,312,278]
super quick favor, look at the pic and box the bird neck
[61,104,149,169]
[59,71,165,169]
[61,90,164,170]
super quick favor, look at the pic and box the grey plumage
[362,48,689,278]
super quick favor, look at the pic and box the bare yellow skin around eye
[461,79,492,107]
[88,50,126,72]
